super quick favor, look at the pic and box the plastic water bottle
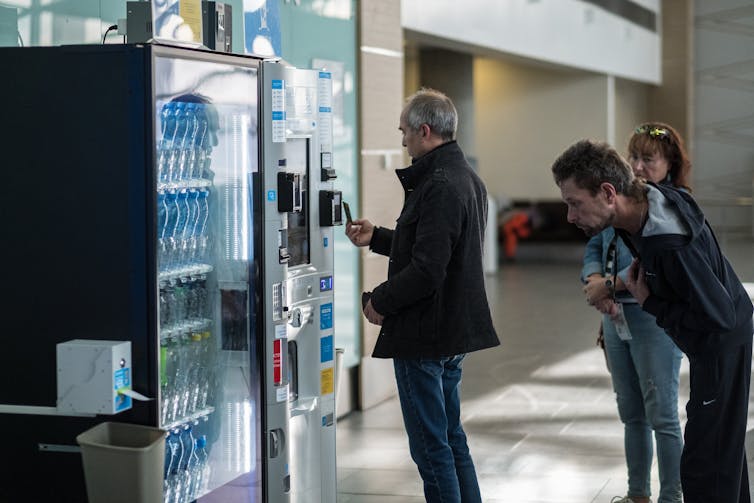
[164,333,182,424]
[200,331,216,409]
[178,424,196,501]
[192,103,208,180]
[185,330,201,414]
[157,191,167,271]
[185,424,202,499]
[159,288,169,332]
[181,189,198,268]
[168,427,185,503]
[186,189,200,266]
[193,435,210,496]
[157,102,176,184]
[166,102,187,185]
[160,335,172,425]
[172,281,187,328]
[163,431,176,503]
[163,191,178,271]
[171,190,188,272]
[176,331,193,420]
[196,189,210,263]
[177,103,198,183]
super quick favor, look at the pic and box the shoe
[610,497,652,503]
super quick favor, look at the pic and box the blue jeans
[393,355,481,503]
[603,304,684,503]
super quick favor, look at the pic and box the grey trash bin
[76,421,166,503]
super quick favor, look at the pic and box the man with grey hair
[346,88,499,502]
[552,139,753,502]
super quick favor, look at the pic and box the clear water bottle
[176,331,193,420]
[157,102,176,184]
[171,190,188,272]
[191,103,208,180]
[181,189,198,269]
[159,286,170,332]
[183,326,201,415]
[157,191,167,271]
[185,424,201,499]
[196,189,210,263]
[179,190,194,271]
[198,328,213,410]
[166,102,187,185]
[163,431,177,503]
[163,191,178,272]
[164,333,182,424]
[177,102,198,183]
[185,189,201,266]
[178,424,196,501]
[168,427,185,503]
[193,434,210,496]
[160,335,171,425]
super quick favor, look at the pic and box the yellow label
[320,368,334,395]
[179,0,203,43]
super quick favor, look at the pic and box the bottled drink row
[160,278,217,426]
[164,419,212,503]
[159,277,212,336]
[160,322,217,426]
[158,100,215,187]
[158,187,211,278]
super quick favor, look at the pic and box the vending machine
[0,44,339,503]
[260,62,341,503]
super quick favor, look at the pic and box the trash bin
[76,421,166,503]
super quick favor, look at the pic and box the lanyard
[616,228,641,260]
[605,234,618,301]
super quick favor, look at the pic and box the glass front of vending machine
[152,47,263,503]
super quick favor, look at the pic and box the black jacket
[620,182,753,356]
[368,141,500,359]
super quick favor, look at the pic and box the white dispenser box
[56,340,132,415]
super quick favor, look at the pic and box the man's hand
[584,274,610,306]
[363,298,384,326]
[625,258,650,305]
[346,218,375,247]
[594,297,619,318]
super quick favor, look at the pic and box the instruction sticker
[276,385,289,403]
[320,368,334,395]
[320,334,334,363]
[275,324,287,340]
[272,79,286,143]
[317,71,333,151]
[320,303,333,330]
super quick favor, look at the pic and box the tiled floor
[336,236,754,502]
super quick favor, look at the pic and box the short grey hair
[402,88,458,141]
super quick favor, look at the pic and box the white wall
[615,77,651,152]
[473,57,609,202]
[402,0,661,84]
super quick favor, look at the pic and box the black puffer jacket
[368,141,500,359]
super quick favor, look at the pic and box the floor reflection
[337,238,754,502]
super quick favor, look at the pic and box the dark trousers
[682,338,752,502]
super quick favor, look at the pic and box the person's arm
[345,218,394,257]
[580,233,604,282]
[369,226,394,257]
[369,182,462,316]
[581,232,613,304]
[632,249,738,334]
